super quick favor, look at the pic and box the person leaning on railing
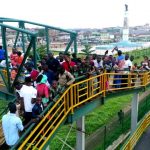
[58,66,75,88]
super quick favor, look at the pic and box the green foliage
[125,47,150,65]
[36,45,47,58]
[81,44,95,57]
[37,28,45,37]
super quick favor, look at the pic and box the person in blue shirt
[0,46,5,62]
[42,64,54,85]
[2,102,24,148]
[117,50,125,61]
[32,97,43,119]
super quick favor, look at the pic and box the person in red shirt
[10,48,18,66]
[15,51,23,66]
[62,53,76,72]
[36,74,50,108]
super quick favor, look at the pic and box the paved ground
[134,127,150,150]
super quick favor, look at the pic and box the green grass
[0,100,8,110]
[124,47,150,65]
[50,94,132,149]
[85,94,132,134]
[95,94,150,150]
[0,100,9,117]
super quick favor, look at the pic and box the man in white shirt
[2,102,24,148]
[123,54,132,71]
[93,55,103,69]
[20,77,37,125]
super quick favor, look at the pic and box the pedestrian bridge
[6,71,150,150]
[0,18,149,150]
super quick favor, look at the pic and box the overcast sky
[1,0,150,29]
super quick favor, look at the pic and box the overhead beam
[0,17,77,34]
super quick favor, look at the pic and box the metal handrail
[0,17,77,34]
[122,111,150,150]
[0,23,37,36]
[16,71,149,149]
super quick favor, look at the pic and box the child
[11,67,18,80]
[32,97,43,119]
[50,80,61,100]
[36,74,50,108]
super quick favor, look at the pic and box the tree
[36,45,47,58]
[81,44,95,57]
[38,29,45,37]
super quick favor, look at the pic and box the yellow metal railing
[122,111,150,150]
[18,71,149,149]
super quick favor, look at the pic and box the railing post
[145,72,148,86]
[131,91,139,134]
[103,70,106,97]
[70,86,74,114]
[143,72,146,86]
[102,71,106,104]
[128,72,131,87]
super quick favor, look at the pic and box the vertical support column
[13,31,19,48]
[46,145,50,150]
[19,21,25,53]
[13,38,34,86]
[64,37,74,54]
[33,37,37,69]
[76,116,85,150]
[73,34,77,54]
[45,27,50,54]
[1,26,12,92]
[131,91,139,134]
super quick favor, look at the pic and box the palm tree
[81,44,95,57]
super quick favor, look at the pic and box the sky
[1,0,150,29]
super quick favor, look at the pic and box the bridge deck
[134,127,150,150]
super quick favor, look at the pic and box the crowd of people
[0,45,150,148]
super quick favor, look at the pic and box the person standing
[46,52,60,75]
[62,53,76,73]
[20,77,37,125]
[2,102,24,148]
[0,46,5,62]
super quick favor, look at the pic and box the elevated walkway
[9,71,150,150]
[0,18,149,150]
